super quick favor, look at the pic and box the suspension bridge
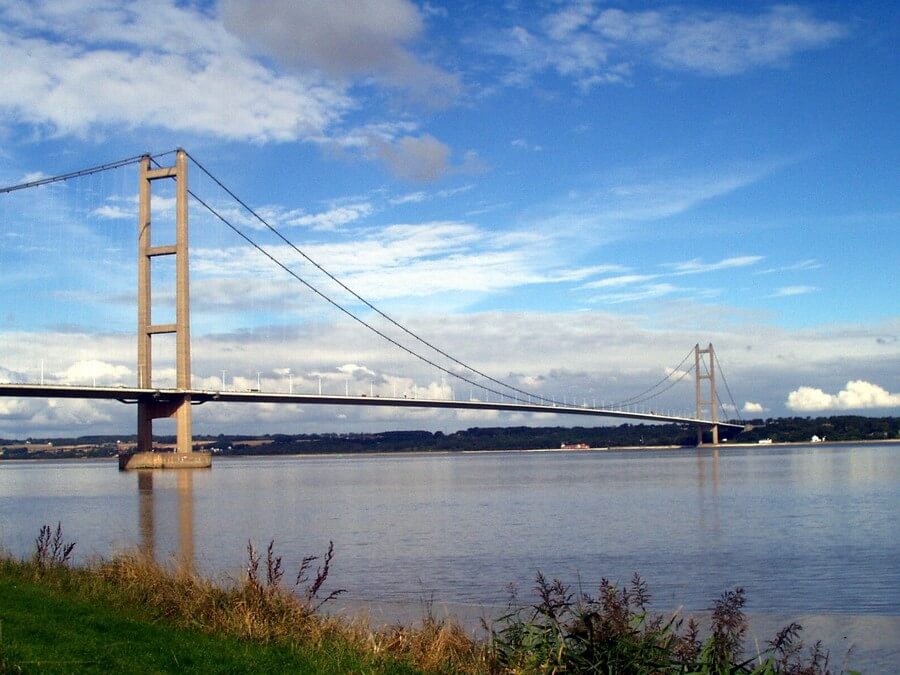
[0,149,743,469]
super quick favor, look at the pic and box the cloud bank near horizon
[1,313,897,436]
[787,381,900,412]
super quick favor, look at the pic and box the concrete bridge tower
[695,343,719,446]
[121,149,209,469]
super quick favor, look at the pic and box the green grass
[0,563,418,674]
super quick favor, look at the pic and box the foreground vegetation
[0,526,858,674]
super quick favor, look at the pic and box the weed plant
[32,523,75,571]
[488,572,858,674]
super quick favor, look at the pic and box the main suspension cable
[610,347,695,408]
[184,151,558,406]
[0,151,176,195]
[714,350,743,423]
[620,362,696,408]
[180,173,528,406]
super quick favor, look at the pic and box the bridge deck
[0,384,743,429]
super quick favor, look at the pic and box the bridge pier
[120,149,209,470]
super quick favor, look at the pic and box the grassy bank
[0,526,857,674]
[0,528,475,674]
[0,567,431,674]
[0,570,381,673]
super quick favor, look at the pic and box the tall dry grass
[62,536,486,673]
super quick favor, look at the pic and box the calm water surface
[2,443,898,669]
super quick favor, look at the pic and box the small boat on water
[560,442,590,449]
[758,438,773,444]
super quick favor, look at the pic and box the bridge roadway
[0,384,743,430]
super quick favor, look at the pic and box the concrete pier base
[119,451,212,471]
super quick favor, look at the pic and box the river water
[1,443,898,671]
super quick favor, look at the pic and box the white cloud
[786,381,900,411]
[437,184,477,199]
[577,254,763,303]
[337,363,377,380]
[755,259,821,275]
[334,120,421,150]
[90,194,176,222]
[186,179,770,310]
[511,138,543,152]
[742,401,765,414]
[383,184,475,209]
[589,283,681,305]
[494,22,616,89]
[12,398,118,430]
[581,274,658,289]
[59,359,131,385]
[390,192,428,205]
[772,286,819,297]
[0,366,24,384]
[0,398,38,420]
[492,4,845,87]
[18,171,49,183]
[0,2,469,183]
[92,205,133,220]
[189,218,567,304]
[664,366,690,379]
[668,256,764,275]
[220,0,460,104]
[0,1,350,142]
[286,203,374,231]
[534,166,777,245]
[643,6,847,75]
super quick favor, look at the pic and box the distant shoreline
[713,437,900,449]
[2,416,897,462]
[2,438,899,465]
[515,438,900,452]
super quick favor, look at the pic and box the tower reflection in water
[696,447,721,539]
[136,470,195,572]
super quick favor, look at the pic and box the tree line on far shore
[1,415,897,460]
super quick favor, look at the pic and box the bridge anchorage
[0,148,742,470]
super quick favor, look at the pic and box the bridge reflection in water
[130,450,726,581]
[136,470,195,572]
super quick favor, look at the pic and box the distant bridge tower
[128,149,207,469]
[695,343,719,446]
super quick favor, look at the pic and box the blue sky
[0,0,898,435]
